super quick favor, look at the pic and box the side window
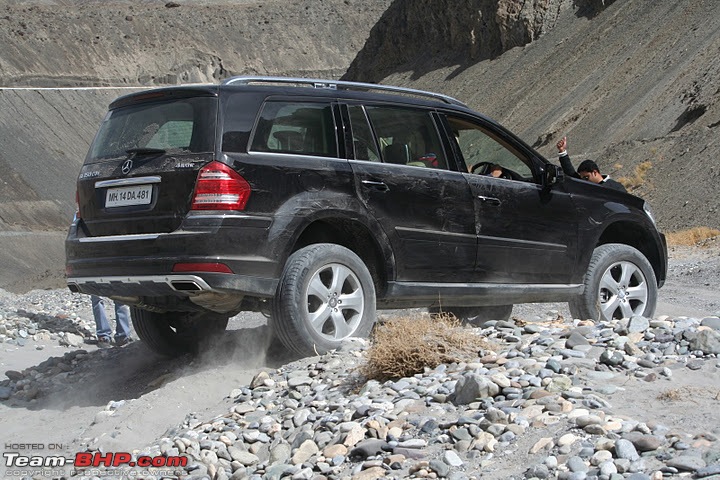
[249,102,337,157]
[447,116,533,181]
[364,106,448,169]
[348,105,380,161]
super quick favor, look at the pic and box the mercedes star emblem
[121,159,133,175]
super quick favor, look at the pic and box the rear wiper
[126,147,166,156]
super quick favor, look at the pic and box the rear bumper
[66,272,278,298]
[65,212,281,300]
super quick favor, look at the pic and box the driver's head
[577,160,603,184]
[489,164,503,178]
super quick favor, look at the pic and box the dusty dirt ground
[0,244,718,478]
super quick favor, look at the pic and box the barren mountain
[1,0,719,290]
[344,0,720,232]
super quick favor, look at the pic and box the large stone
[323,444,347,458]
[228,447,259,466]
[614,439,640,461]
[624,432,664,452]
[546,375,572,393]
[566,330,590,349]
[291,439,319,465]
[349,439,389,460]
[600,350,624,366]
[700,317,720,330]
[453,373,499,405]
[4,370,23,381]
[250,370,270,388]
[0,386,13,400]
[627,315,650,333]
[61,332,84,347]
[429,459,450,477]
[351,466,386,480]
[689,329,720,354]
[269,443,291,465]
[443,449,464,467]
[666,455,707,472]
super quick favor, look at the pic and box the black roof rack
[221,76,467,107]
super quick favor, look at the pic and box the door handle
[477,195,501,206]
[361,180,389,192]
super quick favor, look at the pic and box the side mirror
[543,164,563,189]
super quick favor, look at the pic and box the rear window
[86,96,217,163]
[249,101,337,158]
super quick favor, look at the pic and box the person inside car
[556,136,627,192]
[488,163,505,178]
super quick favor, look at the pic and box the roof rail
[221,76,467,107]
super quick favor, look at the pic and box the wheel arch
[266,192,396,296]
[596,220,667,287]
[289,215,393,298]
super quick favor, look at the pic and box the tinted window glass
[87,96,217,162]
[447,116,533,180]
[250,102,337,158]
[348,105,380,162]
[365,106,447,169]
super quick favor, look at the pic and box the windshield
[86,96,217,162]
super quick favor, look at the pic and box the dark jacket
[558,152,627,193]
[598,176,627,192]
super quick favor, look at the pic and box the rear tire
[429,305,513,325]
[569,243,657,321]
[271,243,376,357]
[131,307,229,357]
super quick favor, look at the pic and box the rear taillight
[191,161,251,210]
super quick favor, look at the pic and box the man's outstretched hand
[556,136,567,154]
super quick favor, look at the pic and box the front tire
[569,243,657,321]
[131,307,229,357]
[272,243,377,357]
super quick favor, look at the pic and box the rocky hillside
[0,0,390,86]
[1,0,718,290]
[0,0,392,291]
[346,0,720,231]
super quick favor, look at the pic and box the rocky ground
[0,244,718,479]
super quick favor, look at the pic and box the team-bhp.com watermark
[3,444,187,478]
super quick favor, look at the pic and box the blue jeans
[91,295,131,342]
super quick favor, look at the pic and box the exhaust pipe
[170,280,204,292]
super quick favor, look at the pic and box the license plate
[105,184,153,208]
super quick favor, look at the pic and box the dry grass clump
[657,388,684,401]
[658,387,720,402]
[666,227,720,246]
[617,160,652,191]
[360,314,493,382]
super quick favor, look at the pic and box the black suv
[66,76,667,356]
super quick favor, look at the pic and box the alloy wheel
[304,263,365,341]
[598,260,649,320]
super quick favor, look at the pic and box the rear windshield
[86,96,217,162]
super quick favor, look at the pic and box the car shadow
[0,324,301,411]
